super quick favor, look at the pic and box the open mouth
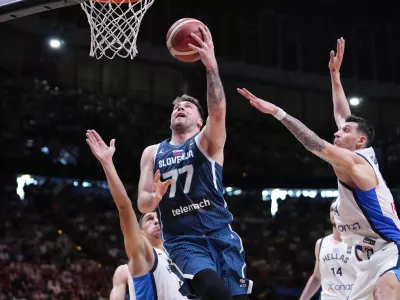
[176,112,186,118]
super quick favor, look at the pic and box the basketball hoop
[81,0,154,60]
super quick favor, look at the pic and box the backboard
[0,0,84,23]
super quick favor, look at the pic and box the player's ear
[197,118,203,129]
[357,135,367,148]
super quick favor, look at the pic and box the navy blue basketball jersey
[153,132,233,240]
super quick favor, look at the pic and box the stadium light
[349,97,360,106]
[49,38,61,49]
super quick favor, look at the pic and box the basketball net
[81,0,155,60]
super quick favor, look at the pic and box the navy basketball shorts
[164,225,253,296]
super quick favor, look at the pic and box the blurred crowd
[0,186,112,300]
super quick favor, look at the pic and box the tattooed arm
[190,26,226,161]
[202,68,226,144]
[237,88,364,170]
[280,114,355,168]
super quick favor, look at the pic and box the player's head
[330,200,337,227]
[170,94,204,133]
[139,212,162,245]
[334,115,375,151]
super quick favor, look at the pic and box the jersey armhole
[318,237,324,259]
[153,144,161,167]
[356,152,374,168]
[149,248,159,273]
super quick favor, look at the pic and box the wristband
[274,108,287,121]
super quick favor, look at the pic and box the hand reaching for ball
[188,26,218,70]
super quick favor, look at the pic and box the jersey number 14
[162,164,194,198]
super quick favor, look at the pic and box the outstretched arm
[86,130,154,275]
[189,26,226,159]
[329,38,351,129]
[299,239,322,300]
[237,88,360,169]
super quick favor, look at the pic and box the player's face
[170,101,202,132]
[141,212,162,242]
[333,122,366,151]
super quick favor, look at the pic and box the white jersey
[334,147,400,250]
[319,235,359,299]
[127,248,188,300]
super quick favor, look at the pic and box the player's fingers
[86,131,97,145]
[330,50,335,60]
[188,43,202,52]
[243,88,256,99]
[237,88,249,99]
[199,26,210,43]
[91,130,104,144]
[164,179,173,187]
[238,88,254,101]
[154,170,161,182]
[110,139,115,148]
[86,139,95,150]
[340,37,345,55]
[205,26,213,42]
[190,32,206,47]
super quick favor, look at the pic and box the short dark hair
[345,115,375,147]
[138,212,156,229]
[172,94,204,120]
[138,213,146,229]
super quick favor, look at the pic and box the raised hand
[152,170,172,203]
[188,26,218,70]
[86,129,115,164]
[237,88,279,115]
[329,37,345,72]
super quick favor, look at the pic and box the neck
[153,242,163,251]
[332,226,342,242]
[170,129,198,145]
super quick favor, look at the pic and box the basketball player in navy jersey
[86,130,191,300]
[300,201,361,300]
[138,26,251,300]
[238,38,400,300]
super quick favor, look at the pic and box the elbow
[313,272,321,281]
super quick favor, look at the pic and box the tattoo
[206,69,225,111]
[281,114,325,152]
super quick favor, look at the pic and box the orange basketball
[166,18,205,63]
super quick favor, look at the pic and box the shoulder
[141,144,160,160]
[315,236,326,255]
[144,144,160,154]
[113,264,129,283]
[315,238,323,250]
